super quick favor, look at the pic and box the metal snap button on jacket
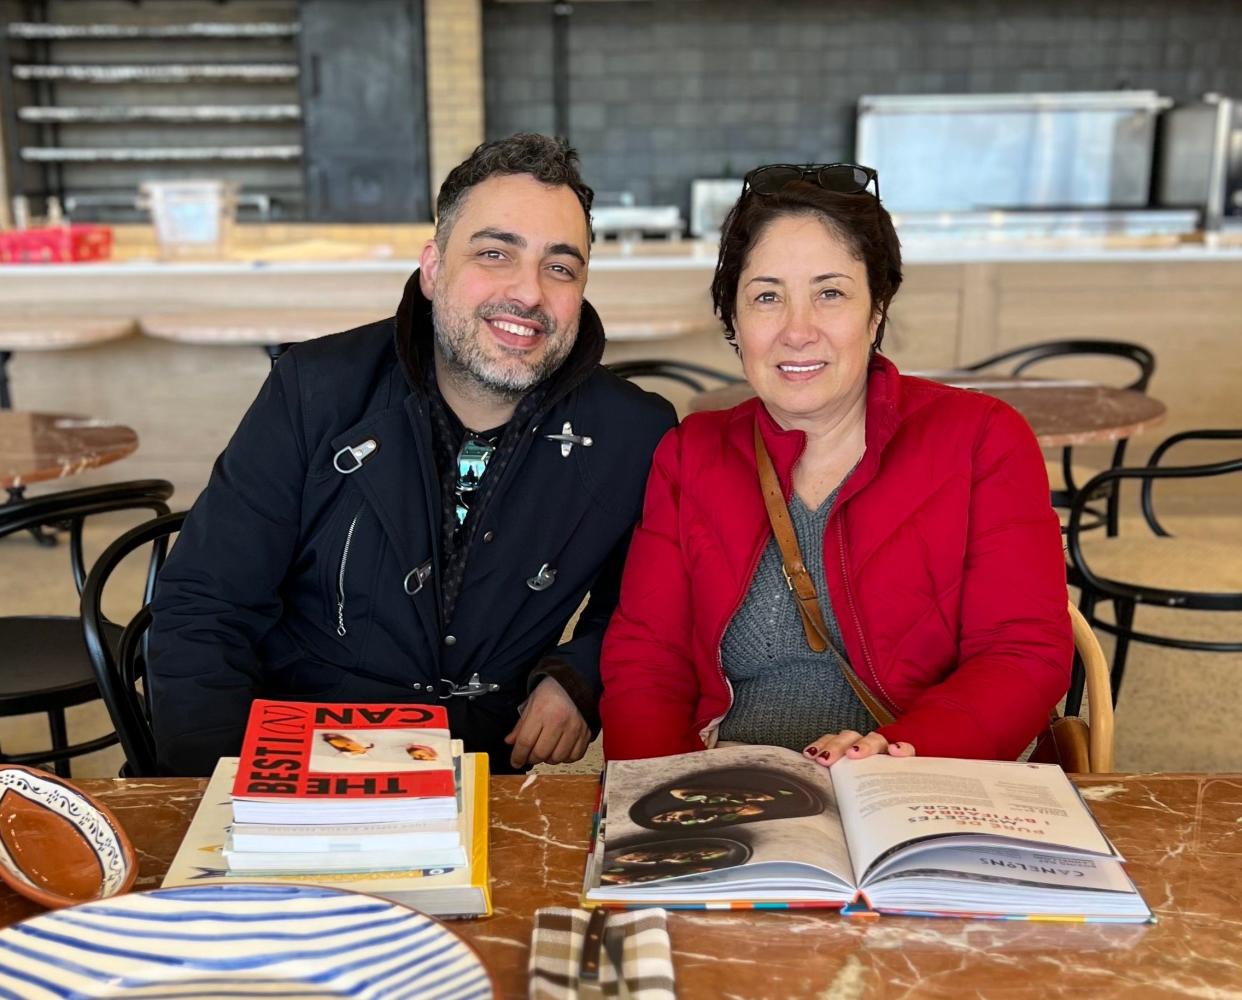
[526,563,557,591]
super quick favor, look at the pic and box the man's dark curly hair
[434,133,594,248]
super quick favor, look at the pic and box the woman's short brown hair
[710,181,903,351]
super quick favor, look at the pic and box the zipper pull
[333,438,378,474]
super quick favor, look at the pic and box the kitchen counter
[8,229,1242,274]
[1,227,1238,503]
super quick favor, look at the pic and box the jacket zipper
[335,509,362,636]
[836,516,899,717]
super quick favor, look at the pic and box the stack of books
[164,700,491,918]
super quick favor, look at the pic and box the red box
[0,224,113,264]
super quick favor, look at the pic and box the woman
[600,164,1071,767]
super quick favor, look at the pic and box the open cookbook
[582,746,1153,922]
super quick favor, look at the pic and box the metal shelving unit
[2,3,304,221]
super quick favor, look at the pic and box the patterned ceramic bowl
[0,883,496,998]
[0,764,138,909]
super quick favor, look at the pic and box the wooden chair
[1067,601,1115,773]
[81,511,186,777]
[607,360,742,393]
[1066,429,1242,713]
[0,481,173,775]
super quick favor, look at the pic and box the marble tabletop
[0,411,138,490]
[138,306,716,348]
[690,375,1168,449]
[1,772,1237,999]
[138,309,388,346]
[0,316,134,352]
[595,305,718,342]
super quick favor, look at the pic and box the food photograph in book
[309,727,452,773]
[600,747,849,888]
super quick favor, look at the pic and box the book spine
[467,754,493,917]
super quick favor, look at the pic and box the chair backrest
[1067,602,1115,773]
[81,510,186,777]
[0,480,174,595]
[607,360,742,393]
[1067,429,1242,609]
[963,339,1156,392]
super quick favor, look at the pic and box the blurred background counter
[1,227,1240,505]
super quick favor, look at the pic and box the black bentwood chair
[81,510,186,778]
[0,481,174,776]
[961,339,1156,536]
[1064,429,1242,716]
[607,360,743,393]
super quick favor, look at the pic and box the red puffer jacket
[601,355,1071,762]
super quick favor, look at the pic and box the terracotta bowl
[0,764,137,909]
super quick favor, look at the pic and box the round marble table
[0,411,139,491]
[0,317,135,409]
[689,375,1167,448]
[595,306,718,342]
[138,309,386,347]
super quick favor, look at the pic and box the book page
[866,844,1137,894]
[596,745,854,890]
[830,756,1115,883]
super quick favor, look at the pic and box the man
[149,134,676,776]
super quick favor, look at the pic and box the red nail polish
[818,750,832,760]
[804,745,819,756]
[850,744,861,752]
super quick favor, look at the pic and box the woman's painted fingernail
[850,744,861,752]
[804,745,819,756]
[818,749,833,760]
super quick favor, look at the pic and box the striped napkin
[529,907,675,999]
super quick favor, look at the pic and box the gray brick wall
[483,0,1242,214]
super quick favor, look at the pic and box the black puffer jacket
[149,273,675,775]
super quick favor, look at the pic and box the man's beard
[432,297,577,401]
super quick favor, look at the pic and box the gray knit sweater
[718,488,873,750]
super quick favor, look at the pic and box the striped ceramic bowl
[0,883,495,999]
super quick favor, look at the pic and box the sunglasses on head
[743,163,879,202]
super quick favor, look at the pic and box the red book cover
[232,701,456,801]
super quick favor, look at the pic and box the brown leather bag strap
[754,420,830,653]
[753,420,895,727]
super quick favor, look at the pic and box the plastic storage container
[139,180,238,258]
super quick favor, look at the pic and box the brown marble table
[689,376,1168,449]
[0,411,138,490]
[2,773,1237,998]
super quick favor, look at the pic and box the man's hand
[504,675,592,769]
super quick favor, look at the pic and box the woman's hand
[803,730,916,768]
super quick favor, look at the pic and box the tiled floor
[2,507,1239,779]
